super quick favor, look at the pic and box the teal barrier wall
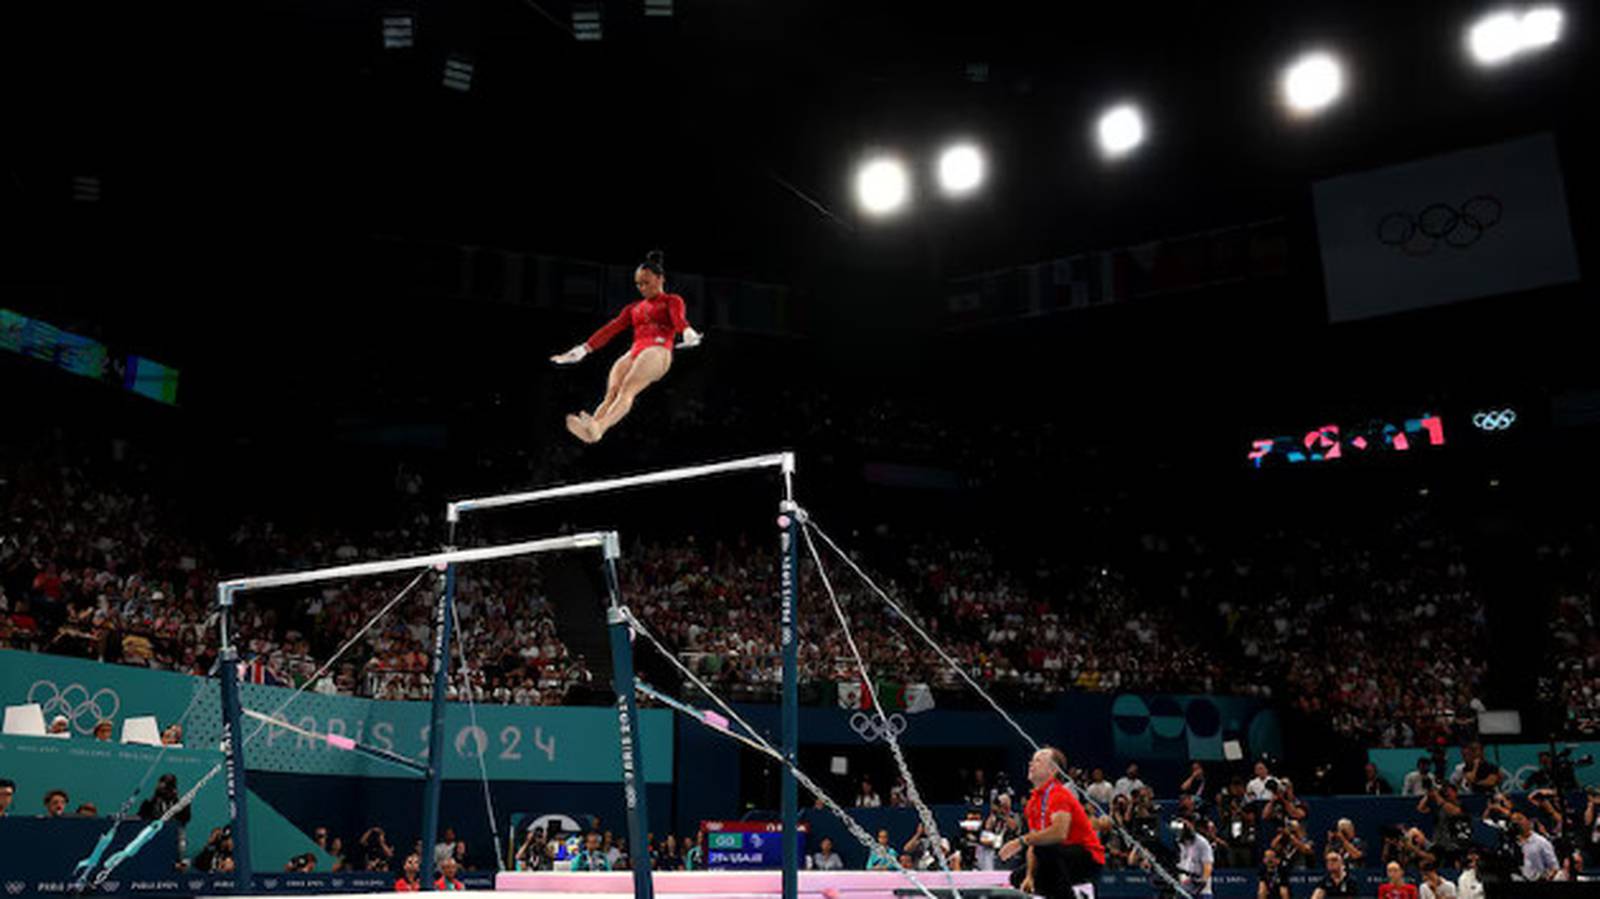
[1368,741,1600,792]
[0,650,672,782]
[0,735,329,872]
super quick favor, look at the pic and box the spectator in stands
[1363,762,1393,795]
[1325,818,1366,868]
[1514,811,1559,881]
[1310,850,1359,899]
[1402,758,1434,797]
[1419,863,1456,899]
[684,831,706,871]
[74,803,98,817]
[808,836,843,871]
[1181,763,1208,806]
[515,828,547,872]
[394,853,423,891]
[1114,763,1145,801]
[656,835,683,872]
[868,829,896,870]
[48,715,70,737]
[0,778,13,817]
[161,724,183,746]
[1246,761,1273,803]
[1455,850,1485,899]
[855,779,882,808]
[1451,742,1505,795]
[1257,848,1290,899]
[1084,768,1113,809]
[359,825,394,871]
[92,719,113,742]
[433,826,458,870]
[42,788,68,817]
[1174,820,1214,898]
[1379,861,1418,899]
[573,832,611,871]
[435,856,465,890]
[890,776,910,808]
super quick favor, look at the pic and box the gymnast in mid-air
[550,250,701,443]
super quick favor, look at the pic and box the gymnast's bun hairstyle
[641,249,666,276]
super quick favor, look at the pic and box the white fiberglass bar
[217,532,612,600]
[446,451,794,522]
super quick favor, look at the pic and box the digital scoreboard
[702,821,808,870]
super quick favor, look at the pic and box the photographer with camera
[903,822,961,872]
[1269,819,1314,870]
[138,773,192,857]
[1257,847,1291,899]
[1417,782,1471,867]
[1324,818,1366,868]
[1262,778,1308,823]
[979,794,1022,871]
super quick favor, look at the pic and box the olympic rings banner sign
[1313,132,1580,323]
[0,650,672,783]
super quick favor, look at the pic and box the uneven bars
[447,452,795,522]
[217,532,612,599]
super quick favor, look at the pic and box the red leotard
[583,293,690,358]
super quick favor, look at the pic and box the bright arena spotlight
[936,142,986,197]
[1280,50,1346,116]
[1467,5,1565,67]
[854,155,911,216]
[1095,103,1146,160]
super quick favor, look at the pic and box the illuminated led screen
[1,308,179,406]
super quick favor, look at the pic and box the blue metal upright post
[420,562,457,891]
[215,588,254,892]
[780,455,800,899]
[601,532,654,899]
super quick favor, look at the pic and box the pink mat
[496,869,1012,897]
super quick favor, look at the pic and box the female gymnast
[550,250,702,443]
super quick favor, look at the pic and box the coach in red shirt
[999,747,1106,898]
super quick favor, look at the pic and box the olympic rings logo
[1376,196,1502,256]
[25,681,121,734]
[849,711,908,743]
[1472,409,1517,431]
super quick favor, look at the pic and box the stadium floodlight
[855,156,911,217]
[72,176,101,203]
[937,143,985,197]
[381,10,415,49]
[1467,6,1564,67]
[1095,104,1145,159]
[573,3,603,41]
[1280,51,1345,116]
[442,55,473,92]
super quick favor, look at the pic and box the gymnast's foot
[565,414,597,443]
